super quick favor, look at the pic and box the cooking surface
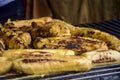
[1,64,120,80]
[1,19,120,80]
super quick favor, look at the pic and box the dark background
[1,0,120,24]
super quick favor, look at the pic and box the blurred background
[0,0,120,24]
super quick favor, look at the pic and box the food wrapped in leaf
[2,49,75,60]
[13,56,92,75]
[33,36,108,53]
[31,19,72,39]
[0,28,31,49]
[81,49,120,66]
[5,17,52,28]
[70,27,120,51]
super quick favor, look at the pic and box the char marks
[22,58,67,63]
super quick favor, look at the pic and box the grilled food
[33,36,108,53]
[4,17,120,51]
[0,57,12,75]
[70,27,120,51]
[5,17,52,28]
[0,17,119,76]
[2,49,75,60]
[81,49,120,66]
[0,38,5,54]
[5,17,72,39]
[31,19,72,39]
[13,56,92,75]
[0,28,31,49]
[4,17,52,33]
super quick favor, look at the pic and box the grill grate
[1,64,120,80]
[44,64,120,80]
[77,19,120,39]
[1,19,120,80]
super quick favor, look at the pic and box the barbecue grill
[1,19,120,80]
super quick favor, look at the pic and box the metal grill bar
[3,64,120,80]
[44,64,120,80]
[103,21,120,31]
[99,22,120,33]
[72,71,120,80]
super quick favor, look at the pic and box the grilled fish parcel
[81,49,120,66]
[13,56,92,75]
[33,36,108,53]
[2,49,75,60]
